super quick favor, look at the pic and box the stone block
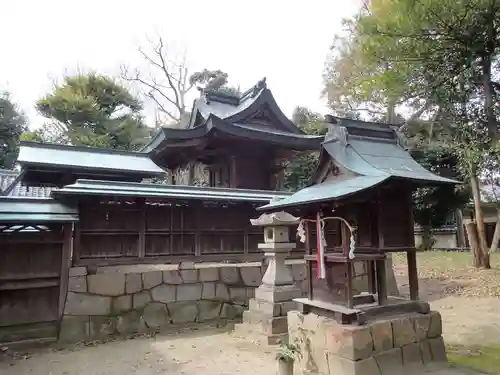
[240,266,262,286]
[180,269,198,283]
[402,342,423,366]
[281,301,297,316]
[68,276,87,293]
[177,284,202,301]
[263,316,288,335]
[223,303,246,319]
[198,301,222,321]
[420,340,432,364]
[429,337,447,362]
[371,320,393,353]
[229,287,247,304]
[325,324,374,361]
[179,261,195,270]
[428,311,442,338]
[375,347,403,375]
[215,283,230,300]
[220,267,240,285]
[133,291,151,309]
[202,282,216,299]
[59,315,89,342]
[291,263,306,281]
[163,270,183,284]
[89,316,116,338]
[412,313,431,341]
[87,273,125,296]
[143,302,169,329]
[327,354,381,375]
[151,284,176,303]
[391,316,417,347]
[168,301,198,323]
[112,295,132,314]
[69,267,87,277]
[199,267,219,282]
[65,292,112,316]
[249,299,280,316]
[125,273,142,294]
[142,271,163,289]
[116,310,148,334]
[254,284,301,303]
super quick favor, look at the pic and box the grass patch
[448,344,500,374]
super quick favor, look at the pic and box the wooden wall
[74,197,272,265]
[0,223,71,343]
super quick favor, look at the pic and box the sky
[1,0,361,129]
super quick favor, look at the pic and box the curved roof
[142,79,323,157]
[143,115,323,156]
[258,119,459,212]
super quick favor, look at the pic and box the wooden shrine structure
[258,115,458,324]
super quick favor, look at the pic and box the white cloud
[0,0,361,128]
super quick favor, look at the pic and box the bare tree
[121,35,230,128]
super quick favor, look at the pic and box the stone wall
[288,310,447,375]
[60,261,307,342]
[59,258,399,343]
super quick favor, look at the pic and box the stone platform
[288,310,448,375]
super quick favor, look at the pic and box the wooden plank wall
[0,223,69,339]
[74,197,275,265]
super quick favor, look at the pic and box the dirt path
[0,327,276,375]
[394,262,500,346]
[0,327,484,375]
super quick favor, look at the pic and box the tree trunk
[465,220,481,268]
[490,209,500,253]
[470,173,490,268]
[481,25,496,142]
[421,225,434,250]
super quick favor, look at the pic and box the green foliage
[36,73,150,150]
[0,92,27,169]
[283,107,328,191]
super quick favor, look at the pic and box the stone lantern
[236,211,303,344]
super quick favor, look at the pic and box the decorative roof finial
[252,77,267,97]
[324,115,348,145]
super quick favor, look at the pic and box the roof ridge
[19,141,151,157]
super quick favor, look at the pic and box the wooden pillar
[305,221,313,299]
[58,223,73,317]
[375,258,388,305]
[407,250,419,300]
[72,222,81,266]
[138,198,146,258]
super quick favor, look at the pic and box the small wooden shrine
[142,78,323,190]
[258,115,458,324]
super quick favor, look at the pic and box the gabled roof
[18,142,165,186]
[319,117,458,185]
[142,79,323,158]
[188,78,301,134]
[53,179,293,203]
[258,117,459,212]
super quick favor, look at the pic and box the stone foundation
[60,261,307,342]
[288,310,447,375]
